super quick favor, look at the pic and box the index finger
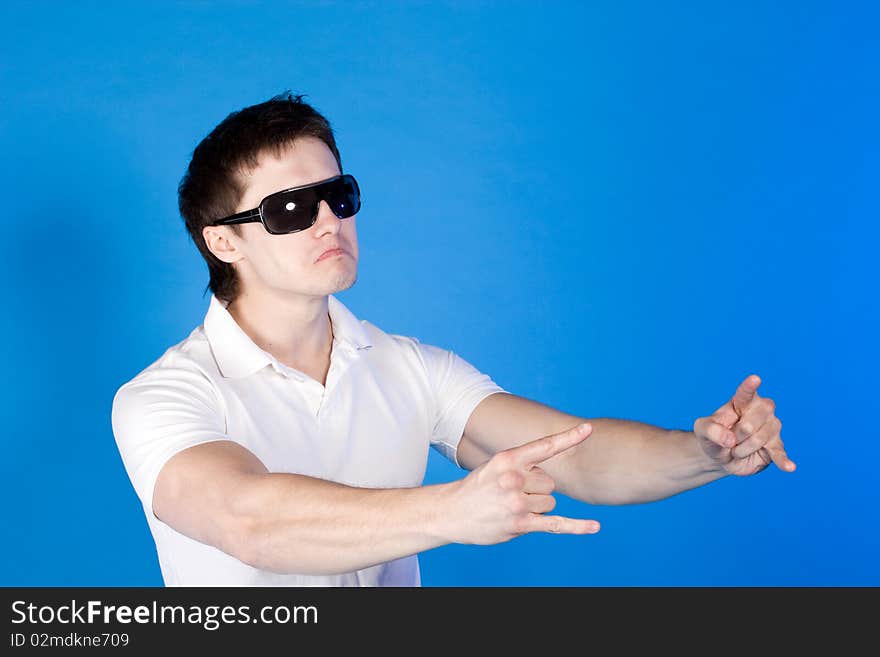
[511,422,592,468]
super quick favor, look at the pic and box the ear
[202,225,244,265]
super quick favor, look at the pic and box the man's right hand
[444,422,601,545]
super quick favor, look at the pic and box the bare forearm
[231,472,455,575]
[564,418,728,505]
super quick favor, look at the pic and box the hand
[693,374,796,477]
[445,423,601,545]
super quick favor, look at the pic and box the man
[111,92,795,586]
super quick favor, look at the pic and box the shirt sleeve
[110,364,230,517]
[413,338,508,468]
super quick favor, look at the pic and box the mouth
[316,248,347,262]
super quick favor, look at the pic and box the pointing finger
[512,422,592,468]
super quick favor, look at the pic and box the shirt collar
[203,293,373,380]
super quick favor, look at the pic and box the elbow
[563,478,630,507]
[555,463,601,505]
[218,475,298,573]
[222,512,269,571]
[219,481,277,572]
[565,485,602,506]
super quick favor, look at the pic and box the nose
[312,199,351,236]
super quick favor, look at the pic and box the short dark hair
[178,92,343,303]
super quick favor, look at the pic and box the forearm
[563,418,728,505]
[230,472,455,575]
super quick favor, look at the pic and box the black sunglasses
[211,173,361,235]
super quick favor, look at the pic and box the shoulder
[111,326,224,418]
[357,318,441,372]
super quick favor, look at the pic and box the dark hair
[178,91,343,303]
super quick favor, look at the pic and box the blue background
[1,1,877,586]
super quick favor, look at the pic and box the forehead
[237,136,340,209]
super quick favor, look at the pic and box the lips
[316,247,347,262]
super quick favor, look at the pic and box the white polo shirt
[110,293,507,586]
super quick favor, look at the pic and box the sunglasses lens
[259,175,361,234]
[261,188,318,234]
[325,175,361,219]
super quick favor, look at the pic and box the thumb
[731,374,761,416]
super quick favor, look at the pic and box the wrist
[428,479,465,545]
[686,429,730,477]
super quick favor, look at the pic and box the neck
[226,286,333,369]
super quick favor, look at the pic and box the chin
[312,270,357,296]
[332,271,358,293]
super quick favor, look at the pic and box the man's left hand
[693,374,796,477]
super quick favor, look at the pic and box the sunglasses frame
[210,173,360,235]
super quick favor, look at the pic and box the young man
[111,92,796,586]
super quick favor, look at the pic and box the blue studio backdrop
[1,1,877,586]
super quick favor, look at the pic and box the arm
[456,392,728,506]
[154,441,455,576]
[116,360,600,577]
[154,431,603,576]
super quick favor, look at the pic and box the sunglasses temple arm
[213,210,261,226]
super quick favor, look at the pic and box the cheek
[344,220,359,254]
[256,239,310,277]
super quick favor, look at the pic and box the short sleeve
[110,365,230,517]
[414,339,508,467]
